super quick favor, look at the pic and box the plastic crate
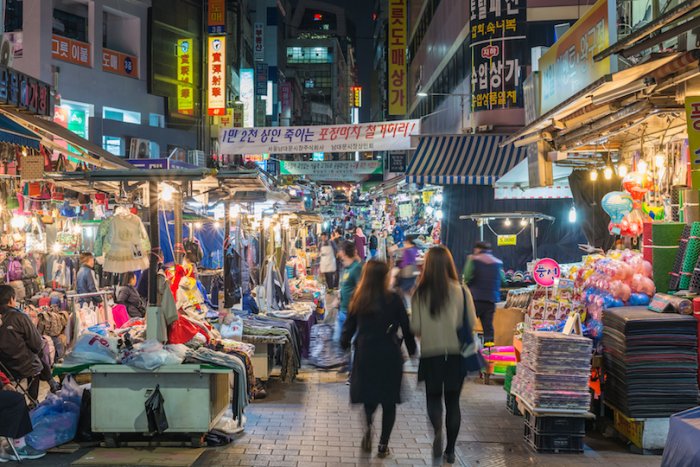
[524,410,586,435]
[524,422,584,454]
[613,409,644,449]
[506,393,522,416]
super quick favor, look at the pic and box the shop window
[102,8,140,56]
[4,0,22,32]
[103,136,122,156]
[149,141,160,158]
[149,113,165,128]
[53,8,88,43]
[103,107,141,124]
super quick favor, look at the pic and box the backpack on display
[7,258,23,282]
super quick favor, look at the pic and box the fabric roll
[680,222,700,289]
[651,222,686,294]
[670,225,691,291]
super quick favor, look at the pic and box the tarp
[158,211,224,269]
[662,407,700,467]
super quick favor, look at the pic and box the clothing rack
[66,289,116,342]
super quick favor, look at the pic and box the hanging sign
[207,36,226,116]
[220,119,419,155]
[255,62,268,96]
[684,96,700,189]
[533,258,561,287]
[389,153,406,173]
[51,35,91,67]
[497,234,517,246]
[388,0,407,115]
[177,39,194,115]
[254,23,264,61]
[102,48,138,78]
[280,161,382,182]
[207,0,226,34]
[0,67,51,116]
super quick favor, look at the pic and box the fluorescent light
[417,91,428,98]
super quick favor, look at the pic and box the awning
[494,158,573,199]
[0,114,40,149]
[0,107,132,169]
[501,54,682,148]
[406,134,527,185]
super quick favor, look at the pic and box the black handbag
[145,384,169,434]
[457,287,485,376]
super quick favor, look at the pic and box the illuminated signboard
[388,0,406,115]
[207,36,226,116]
[350,86,362,108]
[240,68,254,127]
[177,39,194,115]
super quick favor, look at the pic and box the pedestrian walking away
[462,241,504,345]
[412,245,478,464]
[341,260,416,459]
[319,232,338,289]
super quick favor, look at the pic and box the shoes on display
[377,444,391,458]
[9,445,46,461]
[361,427,372,453]
[432,431,443,458]
[444,451,456,464]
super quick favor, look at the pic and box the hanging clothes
[96,208,151,273]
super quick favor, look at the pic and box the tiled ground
[11,368,662,467]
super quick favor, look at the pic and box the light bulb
[213,221,221,229]
[654,153,665,169]
[504,218,512,227]
[160,183,175,201]
[194,222,202,230]
[10,215,26,229]
[520,218,528,227]
[435,210,444,220]
[590,170,598,181]
[51,242,62,254]
[637,159,648,174]
[604,166,613,180]
[568,206,577,223]
[435,193,443,203]
[618,164,628,177]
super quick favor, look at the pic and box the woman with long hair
[411,246,478,464]
[341,260,416,459]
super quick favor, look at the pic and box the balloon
[642,202,665,220]
[629,293,651,306]
[602,192,634,233]
[622,172,651,201]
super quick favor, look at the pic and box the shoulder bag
[458,286,485,376]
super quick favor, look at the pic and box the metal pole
[147,181,160,307]
[479,221,484,242]
[460,96,464,134]
[223,200,233,309]
[531,219,537,261]
[173,190,184,264]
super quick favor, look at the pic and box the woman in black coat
[117,272,146,318]
[341,260,416,459]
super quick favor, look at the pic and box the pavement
[9,368,662,467]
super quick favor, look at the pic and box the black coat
[117,285,146,318]
[341,292,416,405]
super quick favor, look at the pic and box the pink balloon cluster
[577,250,655,302]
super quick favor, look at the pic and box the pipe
[223,200,233,310]
[621,16,700,59]
[173,190,184,264]
[556,101,652,148]
[147,181,160,307]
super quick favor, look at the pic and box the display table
[89,364,231,446]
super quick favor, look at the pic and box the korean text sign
[207,37,226,116]
[533,258,560,287]
[219,120,420,155]
[539,0,611,113]
[177,39,194,115]
[685,96,700,190]
[102,48,138,79]
[469,0,526,112]
[208,0,225,34]
[52,35,91,67]
[280,161,382,182]
[388,0,406,115]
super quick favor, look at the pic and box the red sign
[533,258,561,287]
[207,37,226,116]
[52,35,91,67]
[481,44,500,59]
[208,0,225,34]
[102,48,138,79]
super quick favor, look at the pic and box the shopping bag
[458,287,485,376]
[145,384,168,434]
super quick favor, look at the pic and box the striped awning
[406,134,528,185]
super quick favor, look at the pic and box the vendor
[117,272,146,318]
[0,370,46,461]
[0,285,50,400]
[76,252,102,305]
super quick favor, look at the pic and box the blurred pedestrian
[341,260,416,458]
[368,230,379,259]
[319,232,338,289]
[412,246,478,464]
[462,242,503,345]
[354,227,367,261]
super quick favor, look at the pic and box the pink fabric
[112,304,130,328]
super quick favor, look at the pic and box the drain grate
[456,441,536,467]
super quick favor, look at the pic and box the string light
[603,166,613,180]
[504,218,512,227]
[520,218,528,227]
[590,170,598,181]
[618,164,628,177]
[213,221,221,229]
[637,159,648,174]
[654,153,665,169]
[10,215,26,229]
[229,204,240,217]
[194,222,202,230]
[51,242,62,254]
[160,183,175,201]
[568,206,577,223]
[435,210,444,220]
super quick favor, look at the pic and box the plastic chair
[0,361,38,409]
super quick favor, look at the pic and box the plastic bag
[168,315,200,345]
[69,332,118,364]
[219,315,243,340]
[121,340,184,371]
[145,385,168,434]
[26,377,83,450]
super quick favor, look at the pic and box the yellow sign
[497,235,517,246]
[208,36,226,116]
[350,86,362,108]
[388,0,406,115]
[539,0,611,113]
[177,39,194,115]
[685,96,700,189]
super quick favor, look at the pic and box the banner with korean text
[388,0,406,115]
[280,161,382,182]
[685,96,700,189]
[219,119,419,155]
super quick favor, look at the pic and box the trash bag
[145,384,168,434]
[75,388,101,442]
[121,340,184,371]
[68,332,118,364]
[168,315,200,345]
[308,323,347,369]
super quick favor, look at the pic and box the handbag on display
[457,287,485,376]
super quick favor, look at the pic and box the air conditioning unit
[129,138,151,159]
[0,34,15,67]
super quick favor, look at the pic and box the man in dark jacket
[77,253,102,305]
[463,242,504,345]
[0,291,44,400]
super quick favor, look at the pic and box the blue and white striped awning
[405,135,527,185]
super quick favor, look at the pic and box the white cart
[90,364,231,447]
